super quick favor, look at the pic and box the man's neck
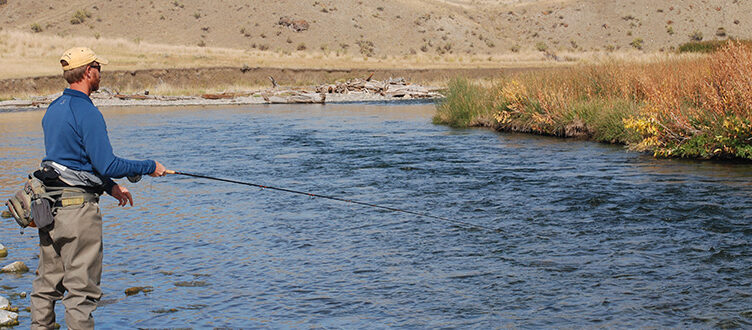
[69,82,91,96]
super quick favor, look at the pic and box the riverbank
[434,42,752,161]
[0,75,446,111]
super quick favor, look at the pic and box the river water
[0,103,750,328]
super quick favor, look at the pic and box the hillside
[2,0,749,56]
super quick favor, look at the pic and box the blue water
[0,103,750,328]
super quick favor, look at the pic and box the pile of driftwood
[109,73,442,104]
[217,74,441,104]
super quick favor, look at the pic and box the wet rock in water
[0,244,7,258]
[174,281,208,287]
[0,296,10,310]
[0,261,28,273]
[124,286,153,296]
[152,308,179,314]
[0,309,19,327]
[8,292,26,299]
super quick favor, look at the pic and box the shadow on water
[0,103,750,328]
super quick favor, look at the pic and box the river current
[0,103,750,328]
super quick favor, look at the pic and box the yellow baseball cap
[60,47,109,71]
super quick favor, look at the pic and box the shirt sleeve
[78,104,156,178]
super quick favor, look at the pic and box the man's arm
[78,105,156,178]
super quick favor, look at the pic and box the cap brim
[95,56,109,65]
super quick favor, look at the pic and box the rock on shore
[0,244,6,258]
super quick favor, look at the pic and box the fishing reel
[127,175,142,183]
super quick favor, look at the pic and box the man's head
[60,47,108,92]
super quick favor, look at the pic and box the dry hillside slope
[2,0,750,57]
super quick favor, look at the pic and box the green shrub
[630,38,644,50]
[30,23,43,33]
[677,39,752,53]
[70,9,91,25]
[433,78,493,128]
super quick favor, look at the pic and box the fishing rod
[164,170,499,232]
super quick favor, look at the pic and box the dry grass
[0,29,532,79]
[625,42,752,158]
[0,29,701,81]
[436,42,752,160]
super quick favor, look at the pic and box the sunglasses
[89,64,101,71]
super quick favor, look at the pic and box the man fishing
[30,47,167,330]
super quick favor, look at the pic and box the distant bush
[535,42,548,52]
[30,23,43,33]
[297,43,307,51]
[630,38,644,50]
[689,30,704,41]
[70,9,91,25]
[357,40,375,57]
[510,45,520,53]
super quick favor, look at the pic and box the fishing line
[167,170,499,232]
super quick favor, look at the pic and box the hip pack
[5,175,57,228]
[5,169,98,229]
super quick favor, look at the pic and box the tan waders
[30,195,102,330]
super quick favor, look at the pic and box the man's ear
[84,66,94,79]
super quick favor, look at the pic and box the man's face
[88,62,101,92]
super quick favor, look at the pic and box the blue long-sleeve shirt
[42,89,156,187]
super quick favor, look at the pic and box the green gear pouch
[4,176,55,229]
[6,190,32,228]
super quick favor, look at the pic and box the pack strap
[45,187,99,207]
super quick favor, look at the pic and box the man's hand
[150,161,167,177]
[110,184,133,207]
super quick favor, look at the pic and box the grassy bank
[434,42,752,160]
